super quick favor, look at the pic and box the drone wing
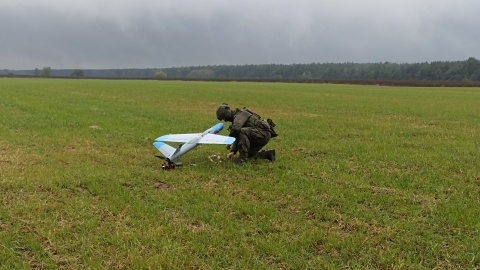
[155,134,201,143]
[199,134,235,144]
[155,133,234,145]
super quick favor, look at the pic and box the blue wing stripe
[224,137,235,144]
[155,135,171,142]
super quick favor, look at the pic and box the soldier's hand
[227,152,235,160]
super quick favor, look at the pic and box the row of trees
[160,57,480,81]
[34,67,52,77]
[3,58,480,81]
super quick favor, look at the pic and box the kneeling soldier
[216,103,276,164]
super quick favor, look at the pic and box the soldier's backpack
[267,118,278,138]
[242,107,278,138]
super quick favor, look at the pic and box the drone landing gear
[162,160,183,170]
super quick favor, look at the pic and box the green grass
[1,78,479,269]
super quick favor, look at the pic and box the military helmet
[216,103,231,120]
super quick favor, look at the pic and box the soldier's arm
[228,111,251,137]
[230,140,238,154]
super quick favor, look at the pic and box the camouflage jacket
[228,108,271,153]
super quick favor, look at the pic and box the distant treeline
[3,57,480,81]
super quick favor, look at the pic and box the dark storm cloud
[1,0,479,69]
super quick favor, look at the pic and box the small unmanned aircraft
[153,123,235,170]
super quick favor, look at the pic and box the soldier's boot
[257,149,276,162]
[234,158,247,165]
[266,149,276,162]
[235,153,249,165]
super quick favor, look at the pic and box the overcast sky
[1,0,479,70]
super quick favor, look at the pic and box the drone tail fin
[153,141,176,159]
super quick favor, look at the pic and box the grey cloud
[1,0,479,69]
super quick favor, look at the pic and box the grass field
[1,78,479,269]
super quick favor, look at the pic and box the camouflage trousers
[237,127,271,160]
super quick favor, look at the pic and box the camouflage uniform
[216,103,275,163]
